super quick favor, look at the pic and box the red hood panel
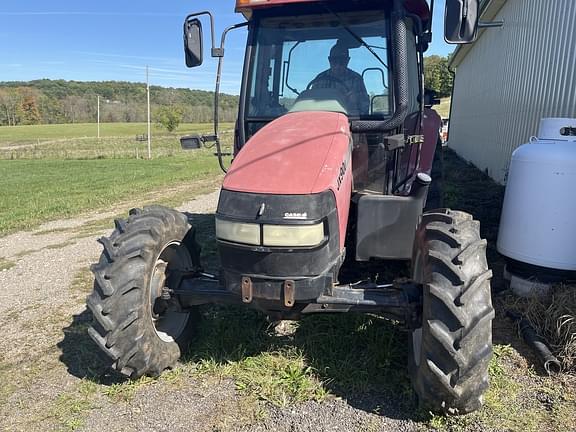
[224,112,351,195]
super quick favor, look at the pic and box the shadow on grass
[183,305,419,420]
[442,149,552,374]
[184,212,220,272]
[181,213,419,418]
[442,149,506,291]
[57,308,127,386]
[57,306,420,421]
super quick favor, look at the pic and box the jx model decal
[336,152,351,191]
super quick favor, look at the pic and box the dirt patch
[0,189,220,431]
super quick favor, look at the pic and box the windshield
[247,11,390,122]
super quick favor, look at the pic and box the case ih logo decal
[284,212,308,220]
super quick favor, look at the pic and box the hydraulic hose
[507,310,562,375]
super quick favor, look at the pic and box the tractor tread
[409,209,493,415]
[87,206,200,379]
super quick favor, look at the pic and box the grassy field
[0,155,221,234]
[0,122,232,234]
[0,122,234,160]
[0,122,220,143]
[435,97,451,118]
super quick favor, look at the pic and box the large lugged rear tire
[409,209,494,414]
[87,206,201,378]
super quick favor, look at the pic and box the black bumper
[173,271,420,325]
[221,268,335,304]
[216,189,343,278]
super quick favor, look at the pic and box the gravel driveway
[0,190,419,432]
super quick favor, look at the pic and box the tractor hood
[223,111,351,195]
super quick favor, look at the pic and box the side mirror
[184,18,203,67]
[180,135,202,150]
[180,133,217,150]
[421,89,441,108]
[444,0,480,44]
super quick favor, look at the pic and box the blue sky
[0,0,452,94]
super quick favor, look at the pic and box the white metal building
[448,0,576,184]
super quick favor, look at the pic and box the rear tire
[87,206,201,378]
[409,209,494,414]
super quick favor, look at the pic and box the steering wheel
[306,75,351,93]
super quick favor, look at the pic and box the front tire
[409,209,494,414]
[87,206,201,378]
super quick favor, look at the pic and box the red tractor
[88,0,493,414]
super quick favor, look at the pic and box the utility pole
[97,95,100,140]
[147,65,151,160]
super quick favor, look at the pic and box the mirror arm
[213,22,249,173]
[184,11,218,54]
[478,20,504,28]
[428,0,435,33]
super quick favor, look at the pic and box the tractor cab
[180,0,485,206]
[244,7,393,126]
[191,0,427,196]
[243,3,409,194]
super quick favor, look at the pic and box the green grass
[0,258,15,271]
[435,97,451,118]
[38,379,99,431]
[0,152,220,235]
[103,376,157,402]
[0,121,232,235]
[0,122,234,160]
[182,305,412,409]
[55,302,410,417]
[426,345,576,432]
[0,122,229,143]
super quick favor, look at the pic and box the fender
[399,108,442,193]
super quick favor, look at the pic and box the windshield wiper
[321,4,389,71]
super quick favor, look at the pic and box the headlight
[215,218,260,246]
[263,223,324,247]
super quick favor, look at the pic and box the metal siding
[449,0,576,183]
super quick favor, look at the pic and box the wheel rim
[149,241,191,343]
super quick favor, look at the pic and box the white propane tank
[497,118,576,278]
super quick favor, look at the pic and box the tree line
[0,79,239,127]
[0,57,451,127]
[424,55,453,98]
